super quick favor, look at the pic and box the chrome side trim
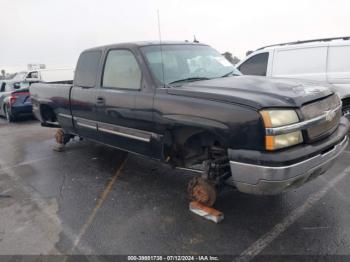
[58,113,73,119]
[266,104,342,135]
[74,116,97,130]
[175,167,203,174]
[97,121,162,143]
[72,116,161,142]
[98,127,150,142]
[77,122,97,130]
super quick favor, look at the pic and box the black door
[96,49,155,156]
[70,50,102,139]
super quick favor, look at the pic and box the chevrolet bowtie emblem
[325,109,336,122]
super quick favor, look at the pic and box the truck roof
[83,41,208,52]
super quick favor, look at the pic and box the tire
[4,106,15,123]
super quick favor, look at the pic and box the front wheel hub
[188,176,217,207]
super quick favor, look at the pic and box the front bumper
[228,118,349,195]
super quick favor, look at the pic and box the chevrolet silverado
[30,41,349,206]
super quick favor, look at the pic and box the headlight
[260,109,303,150]
[260,109,299,127]
[265,131,303,150]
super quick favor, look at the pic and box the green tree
[1,69,5,78]
[222,52,240,65]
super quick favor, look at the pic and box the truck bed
[30,82,73,128]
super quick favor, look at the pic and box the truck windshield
[141,44,241,86]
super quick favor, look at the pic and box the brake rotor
[188,176,217,207]
[55,129,72,145]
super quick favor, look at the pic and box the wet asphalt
[1,117,350,258]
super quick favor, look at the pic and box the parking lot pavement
[1,118,350,257]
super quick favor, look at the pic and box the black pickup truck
[30,41,349,206]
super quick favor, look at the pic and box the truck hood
[167,76,333,109]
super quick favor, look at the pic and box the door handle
[96,97,105,105]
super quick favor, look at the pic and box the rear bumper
[228,117,350,195]
[11,104,33,116]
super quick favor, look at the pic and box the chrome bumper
[228,136,348,195]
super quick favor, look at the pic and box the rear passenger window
[328,46,350,73]
[102,50,141,90]
[238,53,269,76]
[74,51,102,88]
[272,47,327,76]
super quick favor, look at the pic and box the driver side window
[238,52,269,76]
[102,49,142,90]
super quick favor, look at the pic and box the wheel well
[40,104,57,122]
[163,127,227,166]
[184,130,225,148]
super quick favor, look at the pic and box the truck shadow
[0,115,37,125]
[51,140,341,254]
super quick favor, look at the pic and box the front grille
[301,94,341,141]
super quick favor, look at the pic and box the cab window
[74,51,102,88]
[102,50,141,90]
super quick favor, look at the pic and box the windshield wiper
[168,77,210,85]
[221,71,241,77]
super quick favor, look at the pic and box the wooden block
[53,144,65,152]
[189,201,224,223]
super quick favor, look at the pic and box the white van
[236,37,350,115]
[26,68,74,83]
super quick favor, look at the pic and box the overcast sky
[0,0,349,73]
